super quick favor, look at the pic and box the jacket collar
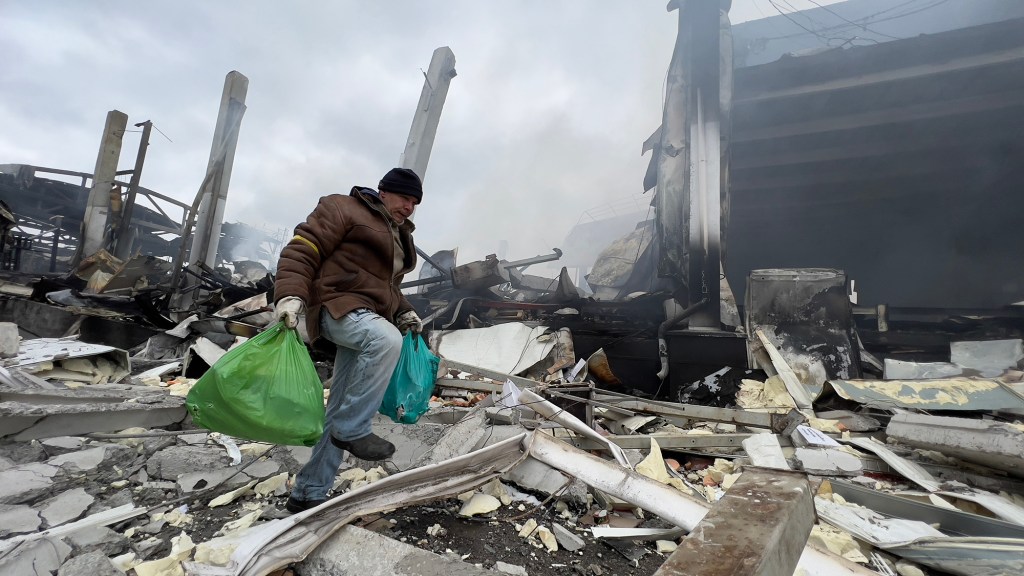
[351,186,416,233]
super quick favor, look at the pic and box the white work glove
[274,296,305,329]
[396,309,422,335]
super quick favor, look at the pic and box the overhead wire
[765,0,848,45]
[760,0,949,42]
[804,0,903,40]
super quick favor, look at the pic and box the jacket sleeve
[274,196,350,305]
[393,239,418,318]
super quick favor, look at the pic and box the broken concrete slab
[492,561,528,576]
[241,459,281,479]
[39,487,94,528]
[299,522,495,576]
[887,413,1024,479]
[47,446,109,472]
[551,522,586,552]
[503,457,588,506]
[0,461,59,504]
[0,503,41,537]
[0,536,72,576]
[41,436,86,455]
[64,525,129,557]
[362,414,448,470]
[794,447,862,476]
[57,550,126,576]
[412,406,490,467]
[742,433,791,470]
[0,388,187,441]
[176,467,249,493]
[0,438,59,463]
[146,445,233,481]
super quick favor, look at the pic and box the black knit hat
[379,167,423,203]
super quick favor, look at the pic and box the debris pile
[1,250,1024,576]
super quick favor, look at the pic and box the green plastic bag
[379,332,440,424]
[186,322,324,446]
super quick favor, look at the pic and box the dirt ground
[366,498,670,576]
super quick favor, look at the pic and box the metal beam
[568,433,790,451]
[655,468,815,576]
[435,358,542,391]
[502,248,563,270]
[113,120,152,259]
[561,389,776,430]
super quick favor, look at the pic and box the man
[273,167,424,513]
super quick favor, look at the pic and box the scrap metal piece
[827,377,1024,412]
[185,433,530,576]
[655,468,815,576]
[501,248,563,270]
[889,537,1024,576]
[815,495,946,548]
[517,388,632,469]
[10,337,130,381]
[842,436,941,492]
[754,329,814,409]
[434,323,554,376]
[589,388,780,430]
[450,255,509,290]
[819,493,1024,575]
[829,479,1024,539]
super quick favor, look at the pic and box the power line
[765,0,846,44]
[804,0,903,40]
[760,0,949,42]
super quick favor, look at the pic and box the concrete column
[655,468,814,576]
[77,110,127,262]
[188,71,248,269]
[399,47,456,182]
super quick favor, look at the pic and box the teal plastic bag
[379,332,440,424]
[186,322,324,446]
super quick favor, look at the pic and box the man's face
[380,190,418,223]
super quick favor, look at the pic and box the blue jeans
[291,308,403,501]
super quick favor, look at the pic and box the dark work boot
[285,496,326,514]
[331,433,395,460]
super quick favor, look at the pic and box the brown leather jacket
[274,187,417,342]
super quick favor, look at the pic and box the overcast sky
[0,0,839,270]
